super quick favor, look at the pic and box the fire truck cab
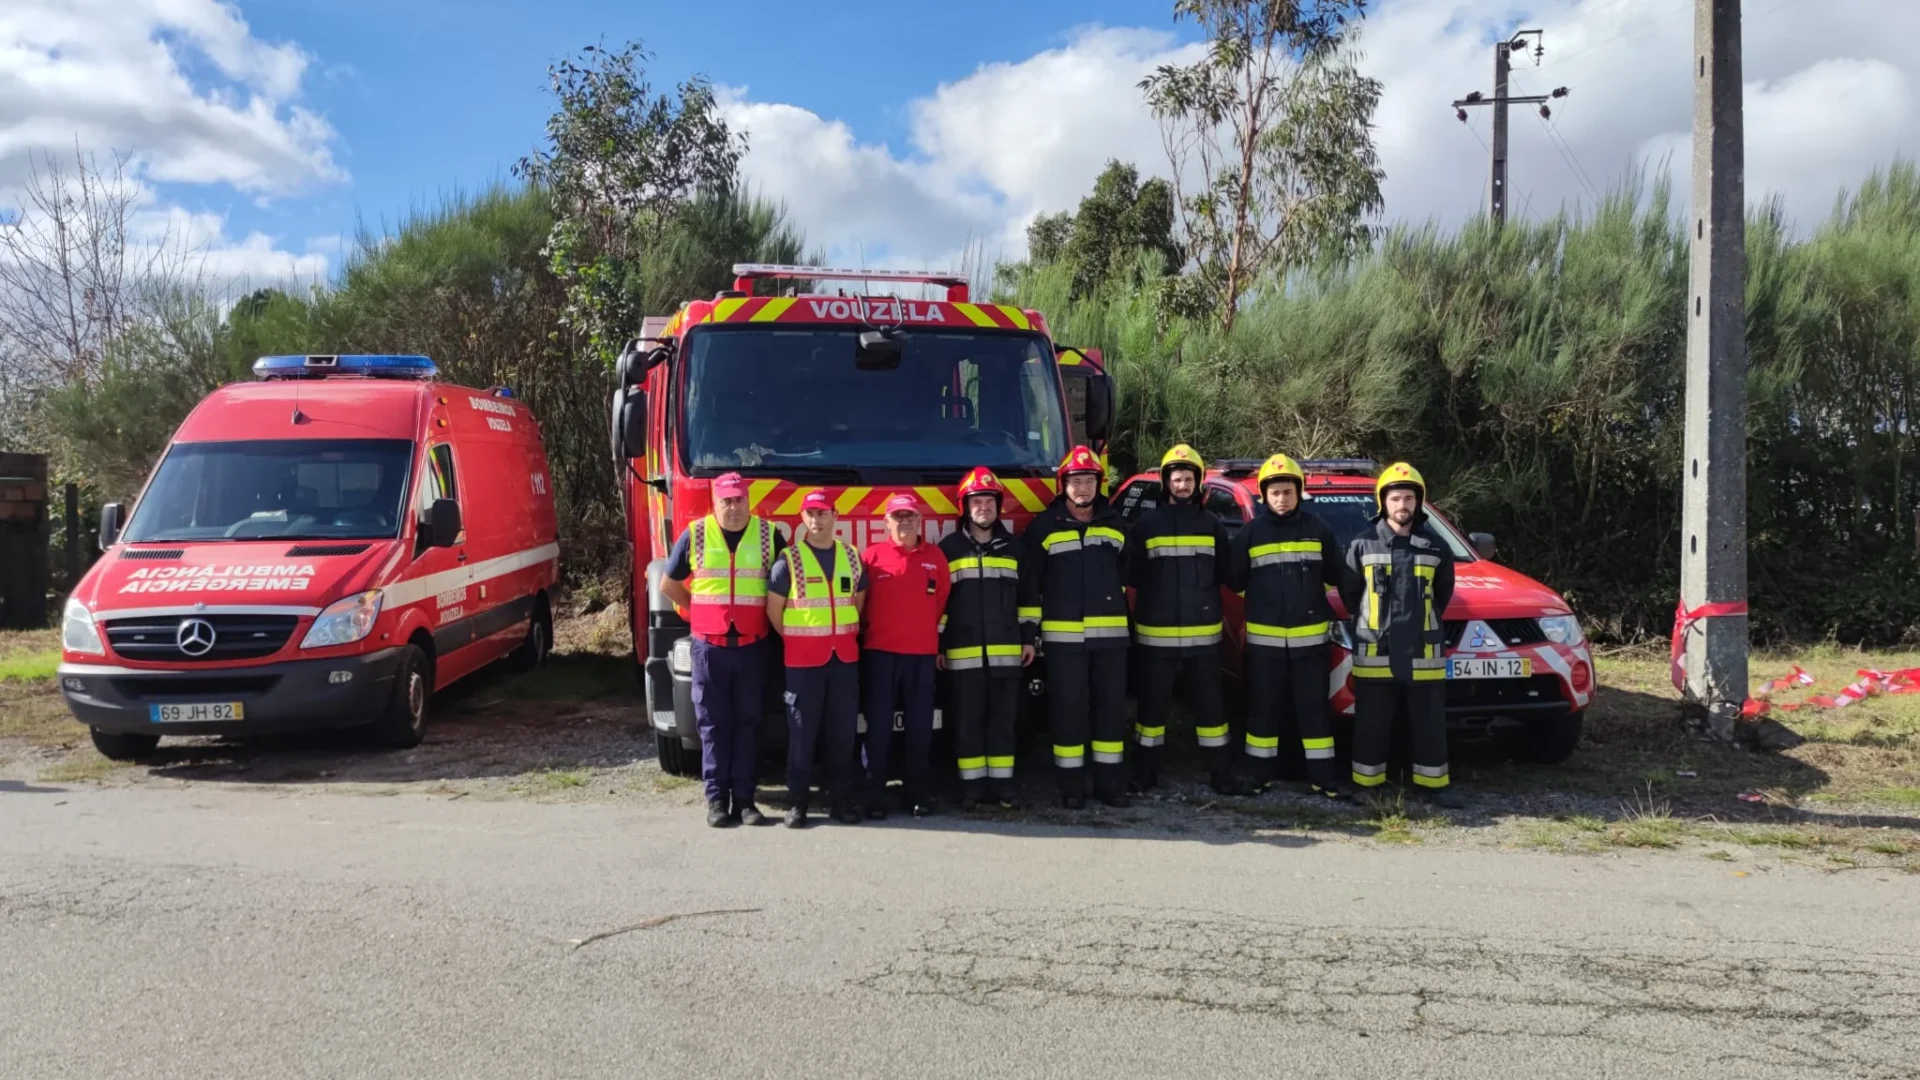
[612,264,1113,775]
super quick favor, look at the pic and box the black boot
[1129,748,1160,794]
[738,802,768,827]
[834,801,862,825]
[1427,786,1467,811]
[784,803,809,828]
[1210,770,1253,797]
[707,799,734,828]
[960,784,981,812]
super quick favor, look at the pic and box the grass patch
[39,753,131,783]
[1864,839,1911,856]
[1856,786,1920,807]
[0,648,58,683]
[1703,849,1735,861]
[1739,828,1824,850]
[652,773,695,793]
[1605,786,1684,848]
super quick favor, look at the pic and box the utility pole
[1453,29,1567,229]
[1678,0,1749,737]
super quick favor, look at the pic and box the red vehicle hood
[78,541,399,615]
[1324,557,1572,621]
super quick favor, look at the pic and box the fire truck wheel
[656,732,697,776]
[369,645,431,750]
[1518,711,1584,765]
[90,728,160,761]
[510,598,551,672]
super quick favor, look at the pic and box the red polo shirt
[860,538,950,655]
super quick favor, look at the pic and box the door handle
[457,552,468,563]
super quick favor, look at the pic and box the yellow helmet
[1255,453,1306,496]
[1374,461,1427,513]
[1159,443,1205,485]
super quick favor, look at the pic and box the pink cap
[712,472,747,498]
[800,490,833,511]
[883,493,923,516]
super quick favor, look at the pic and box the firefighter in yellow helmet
[1337,462,1464,809]
[1126,443,1242,796]
[1223,454,1346,797]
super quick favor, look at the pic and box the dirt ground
[4,607,1917,872]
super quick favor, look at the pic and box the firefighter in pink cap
[660,471,786,828]
[766,490,867,827]
[857,492,951,817]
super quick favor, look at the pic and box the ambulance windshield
[122,439,414,543]
[680,328,1069,476]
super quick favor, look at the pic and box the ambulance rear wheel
[510,597,551,671]
[370,645,430,750]
[91,729,159,761]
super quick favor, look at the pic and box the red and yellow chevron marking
[739,479,1058,521]
[673,295,1041,332]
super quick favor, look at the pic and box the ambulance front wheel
[369,644,431,749]
[90,728,159,761]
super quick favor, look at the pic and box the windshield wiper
[733,465,865,482]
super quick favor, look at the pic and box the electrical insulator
[1539,104,1551,120]
[1457,108,1469,123]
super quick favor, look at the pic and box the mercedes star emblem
[176,618,217,657]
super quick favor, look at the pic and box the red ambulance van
[56,354,559,760]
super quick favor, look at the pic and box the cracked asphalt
[3,786,1916,1079]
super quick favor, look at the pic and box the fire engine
[611,264,1113,775]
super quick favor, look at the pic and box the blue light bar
[252,354,439,380]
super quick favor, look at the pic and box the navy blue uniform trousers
[861,650,937,802]
[785,657,859,804]
[689,636,770,806]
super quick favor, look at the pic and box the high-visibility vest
[686,515,774,643]
[779,539,861,667]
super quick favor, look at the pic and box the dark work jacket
[1225,503,1341,651]
[1338,514,1457,683]
[1018,494,1130,650]
[938,523,1032,674]
[1124,495,1229,653]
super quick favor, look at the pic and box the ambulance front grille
[103,614,301,663]
[119,549,184,560]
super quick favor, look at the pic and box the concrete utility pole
[1679,0,1749,736]
[1452,30,1566,229]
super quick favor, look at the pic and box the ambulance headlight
[670,636,692,676]
[1539,615,1584,646]
[62,597,104,655]
[301,591,383,649]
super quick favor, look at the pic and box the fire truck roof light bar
[730,263,971,302]
[252,354,439,380]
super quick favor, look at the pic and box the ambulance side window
[427,444,459,505]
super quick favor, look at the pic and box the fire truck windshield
[681,327,1070,476]
[121,439,415,543]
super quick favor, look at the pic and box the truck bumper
[58,650,403,737]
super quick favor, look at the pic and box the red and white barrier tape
[1741,666,1920,718]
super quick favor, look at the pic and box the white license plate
[1448,657,1532,680]
[149,702,245,723]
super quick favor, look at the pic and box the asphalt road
[3,784,1916,1079]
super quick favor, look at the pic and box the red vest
[686,516,774,644]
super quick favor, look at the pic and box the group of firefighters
[662,444,1462,829]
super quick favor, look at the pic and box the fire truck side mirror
[426,499,463,548]
[1085,373,1114,444]
[98,503,124,550]
[620,391,648,459]
[1470,532,1498,560]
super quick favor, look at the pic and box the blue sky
[6,1,1917,290]
[200,0,1193,269]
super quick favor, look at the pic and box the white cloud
[724,1,1920,271]
[0,0,344,292]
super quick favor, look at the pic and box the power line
[1510,70,1603,205]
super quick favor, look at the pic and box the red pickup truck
[1112,458,1592,763]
